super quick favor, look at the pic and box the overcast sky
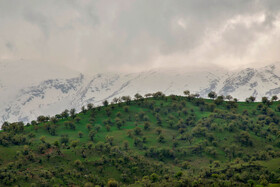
[1,0,280,73]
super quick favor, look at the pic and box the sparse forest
[0,91,280,186]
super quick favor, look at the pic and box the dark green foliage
[208,91,217,99]
[60,134,69,145]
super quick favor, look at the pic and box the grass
[0,96,280,186]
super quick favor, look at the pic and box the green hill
[1,93,280,186]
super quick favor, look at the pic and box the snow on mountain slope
[1,63,280,124]
[217,64,280,99]
[0,60,79,123]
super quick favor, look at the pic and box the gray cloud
[23,9,51,38]
[5,42,14,51]
[1,0,280,72]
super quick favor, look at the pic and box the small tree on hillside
[95,125,101,132]
[193,93,200,98]
[214,96,224,105]
[70,108,76,119]
[121,96,132,104]
[106,136,114,146]
[89,130,96,141]
[86,124,93,131]
[67,121,76,130]
[75,116,81,123]
[87,103,93,110]
[156,128,162,135]
[40,136,46,143]
[81,106,86,114]
[134,127,142,136]
[145,93,152,98]
[225,95,233,101]
[37,115,47,123]
[71,140,79,154]
[123,106,129,113]
[107,179,118,187]
[144,122,151,130]
[60,135,69,145]
[271,95,278,102]
[116,118,123,130]
[246,96,256,103]
[153,91,165,98]
[123,141,129,150]
[183,90,190,97]
[106,125,111,132]
[78,131,83,138]
[103,100,109,107]
[262,97,272,106]
[61,110,69,118]
[112,97,120,104]
[134,93,143,100]
[50,116,58,124]
[158,135,165,143]
[208,91,217,100]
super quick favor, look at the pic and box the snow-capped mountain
[1,60,280,125]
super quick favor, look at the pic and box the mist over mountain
[1,60,280,124]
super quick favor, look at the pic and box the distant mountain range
[1,60,280,124]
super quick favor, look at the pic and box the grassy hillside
[1,93,280,186]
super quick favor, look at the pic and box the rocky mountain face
[1,61,280,124]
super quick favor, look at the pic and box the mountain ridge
[1,62,280,124]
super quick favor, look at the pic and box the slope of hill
[0,95,280,186]
[2,62,280,124]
